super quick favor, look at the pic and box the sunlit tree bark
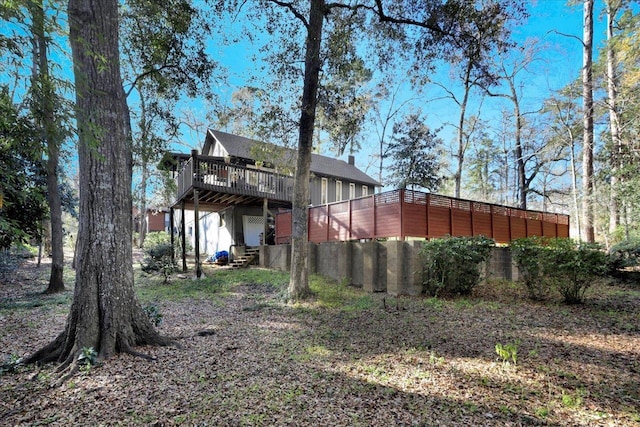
[582,0,595,242]
[26,0,171,378]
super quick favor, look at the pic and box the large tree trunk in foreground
[288,0,325,300]
[26,0,170,372]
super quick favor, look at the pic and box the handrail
[174,156,294,203]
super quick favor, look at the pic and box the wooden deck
[173,155,294,210]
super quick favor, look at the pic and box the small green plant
[420,236,495,296]
[561,389,584,408]
[0,353,23,375]
[535,407,549,418]
[77,346,98,369]
[495,340,520,366]
[143,304,163,326]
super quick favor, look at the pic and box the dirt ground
[0,255,639,426]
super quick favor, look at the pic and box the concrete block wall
[259,242,519,295]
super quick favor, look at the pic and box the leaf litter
[0,257,639,426]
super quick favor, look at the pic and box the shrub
[608,238,640,273]
[420,236,495,296]
[511,237,552,301]
[141,232,175,282]
[512,237,608,304]
[143,304,163,326]
[543,239,608,304]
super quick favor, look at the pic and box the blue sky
[195,0,614,180]
[0,0,622,202]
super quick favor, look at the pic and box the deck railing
[175,153,294,203]
[275,189,570,244]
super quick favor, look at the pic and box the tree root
[122,345,156,362]
[52,362,79,388]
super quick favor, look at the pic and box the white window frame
[362,185,368,197]
[336,180,343,202]
[349,183,356,200]
[321,178,328,204]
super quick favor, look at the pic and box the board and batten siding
[310,176,369,206]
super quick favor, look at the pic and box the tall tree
[408,0,524,198]
[0,88,48,250]
[26,0,170,376]
[582,0,595,242]
[120,0,220,248]
[605,0,622,234]
[542,85,583,235]
[370,77,419,186]
[286,0,325,300]
[386,112,443,191]
[28,0,67,293]
[466,119,501,201]
[225,0,526,299]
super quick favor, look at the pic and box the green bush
[143,304,163,326]
[544,239,608,304]
[608,238,640,272]
[511,237,552,301]
[141,232,175,282]
[143,231,172,251]
[512,238,607,304]
[420,236,495,296]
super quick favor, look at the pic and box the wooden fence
[275,189,570,244]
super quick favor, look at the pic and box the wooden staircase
[228,247,259,269]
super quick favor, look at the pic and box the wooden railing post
[191,149,199,184]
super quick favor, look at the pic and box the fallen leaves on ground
[1,257,639,426]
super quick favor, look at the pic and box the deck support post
[194,188,202,279]
[181,201,187,272]
[263,197,268,245]
[170,207,175,265]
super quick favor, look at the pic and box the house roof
[205,129,381,187]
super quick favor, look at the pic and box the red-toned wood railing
[275,189,570,244]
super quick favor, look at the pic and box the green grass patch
[135,274,230,303]
[308,276,374,311]
[135,268,290,303]
[0,291,73,314]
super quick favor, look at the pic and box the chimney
[348,155,355,165]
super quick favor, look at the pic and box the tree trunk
[137,94,149,249]
[508,78,526,210]
[582,0,595,242]
[288,0,325,300]
[29,0,65,293]
[26,0,170,371]
[454,63,472,199]
[138,165,148,248]
[606,2,622,235]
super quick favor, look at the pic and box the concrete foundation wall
[259,242,519,295]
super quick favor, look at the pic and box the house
[133,208,171,234]
[160,129,380,270]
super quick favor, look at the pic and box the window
[362,185,368,197]
[349,183,355,200]
[321,178,328,204]
[336,180,342,202]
